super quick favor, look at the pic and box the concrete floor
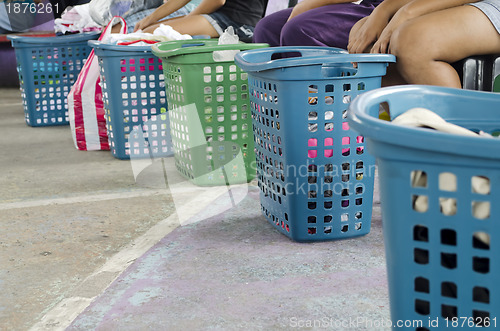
[0,87,390,331]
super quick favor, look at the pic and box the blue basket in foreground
[348,85,500,330]
[90,41,173,160]
[9,32,99,126]
[235,47,395,242]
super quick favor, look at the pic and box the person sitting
[129,0,268,42]
[253,0,383,49]
[122,0,202,33]
[348,0,500,88]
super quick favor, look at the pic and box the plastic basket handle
[152,42,269,59]
[88,40,154,53]
[234,46,396,75]
[7,31,100,46]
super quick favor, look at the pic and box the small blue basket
[235,47,395,242]
[90,41,173,160]
[349,85,500,330]
[8,32,99,126]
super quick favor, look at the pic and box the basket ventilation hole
[308,85,317,93]
[414,277,429,293]
[441,281,457,298]
[439,172,457,191]
[441,253,457,269]
[308,96,317,105]
[415,299,430,315]
[473,311,490,327]
[441,304,458,319]
[411,170,427,188]
[472,176,490,194]
[473,257,489,274]
[473,232,490,250]
[414,248,428,264]
[439,198,457,216]
[472,201,490,220]
[412,195,428,213]
[441,229,456,246]
[473,286,490,303]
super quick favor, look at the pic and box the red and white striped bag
[68,17,127,151]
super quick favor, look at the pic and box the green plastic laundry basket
[152,40,268,186]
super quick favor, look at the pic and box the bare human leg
[390,5,500,87]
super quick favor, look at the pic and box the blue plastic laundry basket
[348,85,500,330]
[90,41,173,160]
[8,32,99,126]
[234,47,395,242]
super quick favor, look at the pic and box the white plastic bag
[213,26,240,62]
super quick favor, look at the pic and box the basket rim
[151,39,269,61]
[348,85,500,161]
[234,46,395,72]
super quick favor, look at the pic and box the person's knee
[253,15,280,44]
[280,22,302,46]
[280,21,322,46]
[253,18,270,43]
[390,22,427,76]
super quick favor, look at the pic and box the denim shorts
[126,7,190,33]
[202,12,255,43]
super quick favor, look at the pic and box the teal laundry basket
[348,85,500,330]
[90,41,173,160]
[235,47,395,242]
[8,32,99,126]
